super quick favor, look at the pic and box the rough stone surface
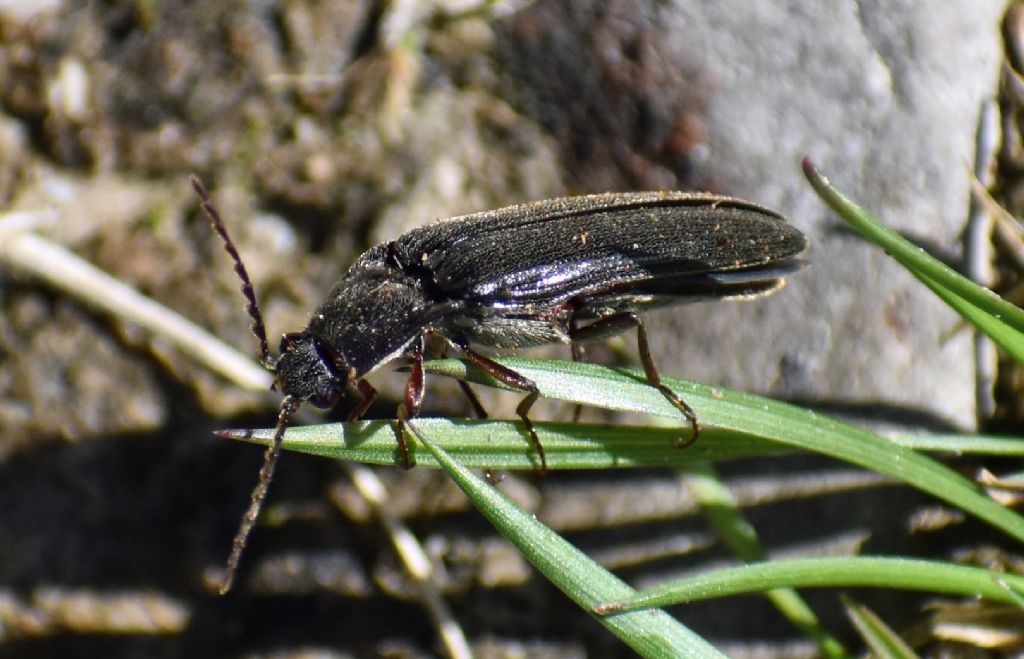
[650,2,1005,430]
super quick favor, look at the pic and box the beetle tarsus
[514,389,546,473]
[393,411,414,469]
[392,341,425,469]
[570,311,701,448]
[634,317,700,448]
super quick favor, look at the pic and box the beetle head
[275,332,348,409]
[193,178,354,594]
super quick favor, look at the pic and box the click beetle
[191,180,808,592]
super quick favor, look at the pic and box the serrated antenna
[217,394,299,594]
[190,176,274,370]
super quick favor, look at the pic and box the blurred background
[0,1,1017,657]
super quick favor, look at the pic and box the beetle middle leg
[569,312,699,448]
[457,343,547,472]
[425,333,489,420]
[346,379,379,422]
[346,376,413,468]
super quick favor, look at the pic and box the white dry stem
[0,225,271,390]
[344,460,472,659]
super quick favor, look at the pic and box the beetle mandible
[191,179,808,592]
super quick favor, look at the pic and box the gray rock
[649,2,1005,430]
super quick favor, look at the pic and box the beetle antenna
[190,176,274,369]
[219,394,300,594]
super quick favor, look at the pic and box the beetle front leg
[347,379,378,421]
[458,344,546,472]
[570,312,699,448]
[392,340,425,469]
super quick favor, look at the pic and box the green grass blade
[426,358,1024,545]
[595,556,1024,612]
[844,597,921,659]
[405,420,727,659]
[917,268,1024,361]
[803,158,1024,360]
[890,433,1024,454]
[229,418,788,469]
[234,357,1024,544]
[684,464,849,658]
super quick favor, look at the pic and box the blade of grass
[235,420,1024,464]
[802,158,1024,360]
[237,357,1024,544]
[890,433,1024,454]
[227,419,790,469]
[916,268,1024,362]
[997,576,1024,610]
[425,358,1024,545]
[403,419,727,658]
[684,463,848,658]
[595,556,1024,613]
[844,597,921,659]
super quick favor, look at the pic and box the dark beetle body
[279,191,807,408]
[193,181,807,593]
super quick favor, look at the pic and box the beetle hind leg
[569,312,699,448]
[635,319,699,448]
[458,344,547,472]
[568,320,586,423]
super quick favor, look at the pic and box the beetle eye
[280,332,303,352]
